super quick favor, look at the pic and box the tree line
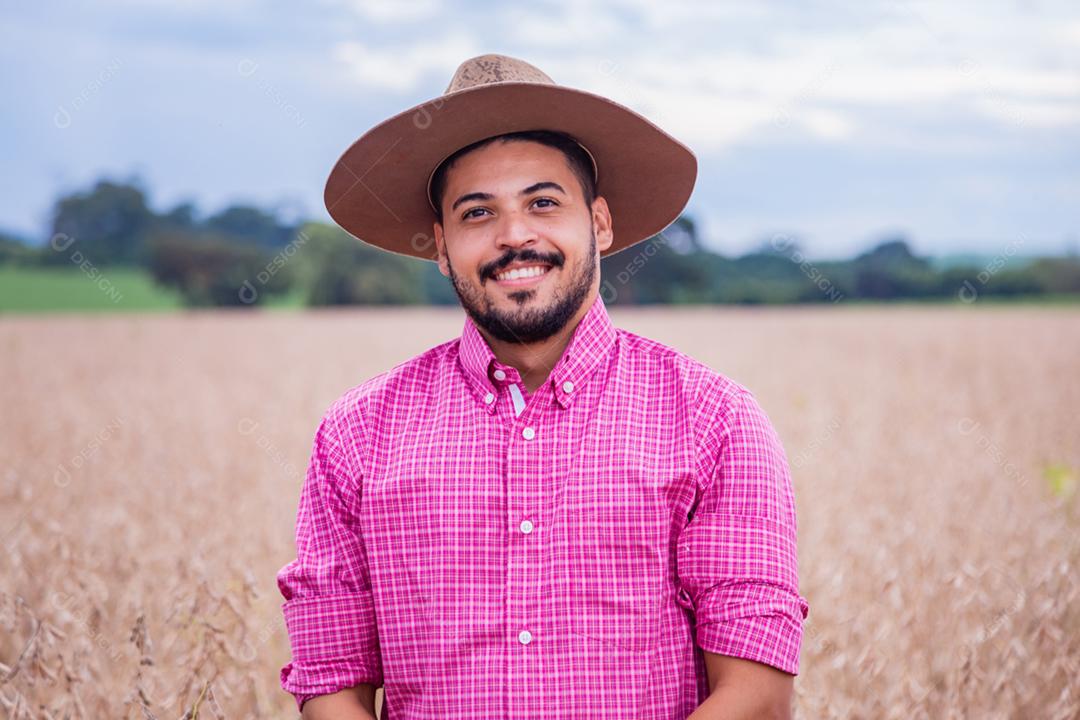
[1,178,1077,307]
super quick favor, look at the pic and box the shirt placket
[489,361,547,720]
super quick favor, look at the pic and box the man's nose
[495,210,538,251]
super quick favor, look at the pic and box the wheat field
[1,305,1077,719]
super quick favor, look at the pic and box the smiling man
[432,133,606,392]
[277,54,809,720]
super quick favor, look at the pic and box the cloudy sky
[2,0,1078,259]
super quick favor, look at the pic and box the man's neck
[479,294,595,394]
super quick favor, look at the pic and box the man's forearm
[300,684,378,720]
[686,683,791,720]
[688,651,795,720]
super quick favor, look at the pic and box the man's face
[433,139,613,344]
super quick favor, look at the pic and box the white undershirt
[507,383,527,417]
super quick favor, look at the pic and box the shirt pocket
[565,506,663,653]
[413,508,506,641]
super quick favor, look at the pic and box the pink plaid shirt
[277,294,809,718]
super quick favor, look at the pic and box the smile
[492,264,552,286]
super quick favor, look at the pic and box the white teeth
[496,265,548,282]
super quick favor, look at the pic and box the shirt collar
[457,293,618,413]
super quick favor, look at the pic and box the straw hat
[324,53,697,262]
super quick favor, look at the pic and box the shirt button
[493,369,507,381]
[483,392,495,404]
[562,380,574,393]
[522,427,535,440]
[518,629,533,645]
[519,519,534,534]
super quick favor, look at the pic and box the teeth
[496,265,548,282]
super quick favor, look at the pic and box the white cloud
[1057,20,1080,45]
[338,0,443,24]
[799,109,854,141]
[982,100,1080,129]
[495,0,1080,151]
[332,33,480,93]
[501,0,629,48]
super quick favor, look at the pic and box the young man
[277,54,809,720]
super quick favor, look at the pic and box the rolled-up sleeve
[276,400,383,712]
[676,388,810,675]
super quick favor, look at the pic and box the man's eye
[533,198,558,209]
[462,207,489,220]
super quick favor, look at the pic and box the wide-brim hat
[324,53,697,262]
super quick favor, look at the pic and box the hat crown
[444,54,554,94]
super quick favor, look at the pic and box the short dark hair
[429,129,597,222]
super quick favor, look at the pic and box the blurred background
[1,1,1078,719]
[2,0,1078,308]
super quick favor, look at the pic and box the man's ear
[591,196,614,254]
[434,221,450,278]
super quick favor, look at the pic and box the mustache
[484,250,564,280]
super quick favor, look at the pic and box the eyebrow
[450,181,567,212]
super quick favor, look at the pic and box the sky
[1,0,1078,259]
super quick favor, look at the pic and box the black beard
[447,228,597,344]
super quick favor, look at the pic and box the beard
[446,226,597,344]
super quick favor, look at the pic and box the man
[277,54,809,719]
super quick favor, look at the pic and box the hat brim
[324,82,697,262]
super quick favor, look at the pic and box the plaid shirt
[277,294,809,718]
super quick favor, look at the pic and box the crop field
[1,305,1077,718]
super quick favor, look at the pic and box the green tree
[298,224,426,305]
[0,231,37,265]
[146,230,289,307]
[598,214,712,304]
[853,237,936,299]
[1029,257,1080,294]
[48,179,156,266]
[203,205,297,250]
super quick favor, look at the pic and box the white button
[518,630,533,645]
[493,369,506,381]
[562,381,574,393]
[522,427,535,440]
[483,392,495,404]
[519,519,534,534]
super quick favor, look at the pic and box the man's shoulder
[615,329,774,476]
[320,337,460,426]
[615,327,751,412]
